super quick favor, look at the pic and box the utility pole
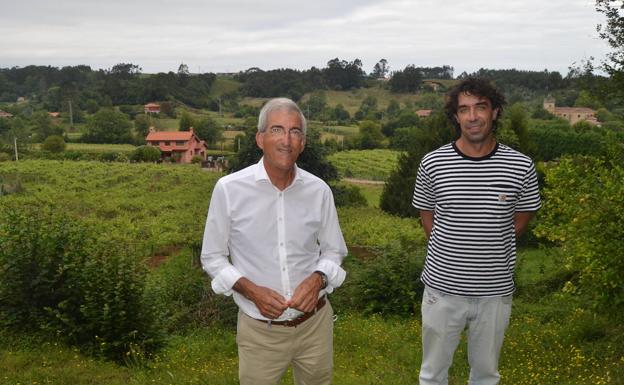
[13,136,18,161]
[68,100,74,129]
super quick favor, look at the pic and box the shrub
[41,135,66,153]
[335,241,424,317]
[331,183,367,207]
[131,145,161,162]
[0,152,11,162]
[146,249,238,331]
[0,205,163,361]
[535,155,624,309]
[191,155,203,164]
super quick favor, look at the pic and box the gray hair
[257,97,307,135]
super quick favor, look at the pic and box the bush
[146,249,238,331]
[131,145,161,162]
[0,152,11,162]
[0,205,163,361]
[535,155,624,309]
[335,241,424,317]
[41,135,66,153]
[331,183,367,207]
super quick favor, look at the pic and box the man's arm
[514,211,535,237]
[420,210,434,239]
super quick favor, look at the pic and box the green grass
[329,149,401,181]
[1,160,622,384]
[210,76,241,97]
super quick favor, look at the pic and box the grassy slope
[0,161,622,384]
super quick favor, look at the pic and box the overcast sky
[0,0,611,76]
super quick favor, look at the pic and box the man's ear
[493,108,499,120]
[255,131,264,150]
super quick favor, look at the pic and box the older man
[201,97,347,385]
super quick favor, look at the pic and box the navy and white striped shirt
[412,142,541,297]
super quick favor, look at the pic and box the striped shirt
[412,142,541,297]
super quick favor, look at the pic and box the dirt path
[342,178,385,185]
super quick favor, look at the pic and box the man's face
[454,92,499,144]
[256,109,305,174]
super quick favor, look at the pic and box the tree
[30,111,62,141]
[596,0,624,74]
[194,116,223,146]
[179,111,195,131]
[389,65,423,93]
[357,120,385,149]
[134,114,151,139]
[83,109,133,144]
[380,111,455,217]
[371,59,389,79]
[503,103,535,156]
[41,135,66,153]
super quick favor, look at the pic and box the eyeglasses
[268,126,304,138]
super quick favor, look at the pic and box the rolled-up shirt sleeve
[200,180,242,296]
[315,188,348,294]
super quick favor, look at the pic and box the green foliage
[528,125,607,161]
[0,205,162,360]
[194,115,223,145]
[339,243,424,317]
[535,155,624,309]
[356,120,385,149]
[134,114,151,139]
[146,250,238,332]
[131,145,161,162]
[389,65,423,93]
[331,183,367,207]
[83,109,133,144]
[503,103,535,156]
[41,135,66,153]
[380,111,456,217]
[179,111,194,131]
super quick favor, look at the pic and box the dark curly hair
[444,77,507,133]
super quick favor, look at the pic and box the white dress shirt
[200,159,348,321]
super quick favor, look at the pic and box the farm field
[328,149,401,181]
[0,160,622,384]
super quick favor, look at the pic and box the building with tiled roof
[145,127,208,163]
[144,103,161,114]
[416,109,433,118]
[544,97,599,126]
[0,110,13,118]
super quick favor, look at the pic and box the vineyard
[328,149,401,181]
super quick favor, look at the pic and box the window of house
[176,141,185,146]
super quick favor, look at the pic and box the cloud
[0,0,610,75]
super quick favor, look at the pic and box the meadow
[0,160,622,384]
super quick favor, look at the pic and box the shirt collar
[254,157,304,188]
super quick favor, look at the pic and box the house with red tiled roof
[144,103,161,114]
[416,109,433,118]
[544,97,599,126]
[0,110,13,118]
[145,127,208,163]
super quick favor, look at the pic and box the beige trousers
[237,301,334,385]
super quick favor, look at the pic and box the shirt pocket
[487,183,518,210]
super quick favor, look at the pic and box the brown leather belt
[257,297,327,328]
